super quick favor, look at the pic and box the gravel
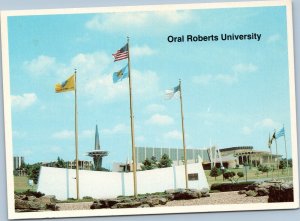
[57,191,268,211]
[162,191,268,207]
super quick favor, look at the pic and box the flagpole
[274,129,279,178]
[74,69,79,200]
[179,79,188,189]
[269,133,274,179]
[127,37,137,197]
[283,125,289,176]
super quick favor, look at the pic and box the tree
[55,157,66,168]
[27,163,42,184]
[237,171,244,181]
[210,166,221,181]
[258,165,271,177]
[158,154,172,168]
[141,158,157,170]
[279,160,287,174]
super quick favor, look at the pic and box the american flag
[112,43,129,62]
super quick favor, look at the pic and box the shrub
[210,167,221,180]
[15,190,45,198]
[158,154,172,168]
[237,172,244,178]
[210,181,256,192]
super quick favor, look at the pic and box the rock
[46,203,60,211]
[245,183,259,191]
[34,195,56,204]
[172,189,201,200]
[245,190,258,197]
[138,204,150,208]
[111,201,142,209]
[238,190,246,195]
[257,188,269,196]
[158,197,168,205]
[201,193,210,197]
[90,201,105,209]
[268,183,294,202]
[15,199,31,210]
[200,188,210,197]
[15,193,57,212]
[145,198,160,207]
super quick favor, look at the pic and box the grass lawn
[14,176,37,193]
[204,167,293,186]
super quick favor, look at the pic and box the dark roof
[219,146,253,152]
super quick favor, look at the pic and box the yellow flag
[55,74,75,93]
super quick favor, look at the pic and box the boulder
[268,183,293,202]
[200,188,210,197]
[111,201,142,209]
[172,189,201,200]
[15,199,31,210]
[257,188,269,196]
[34,195,56,204]
[238,190,246,195]
[245,190,258,197]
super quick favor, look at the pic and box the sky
[6,5,294,168]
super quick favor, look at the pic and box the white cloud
[215,74,237,84]
[233,63,258,73]
[101,124,129,135]
[146,114,174,126]
[81,130,94,138]
[52,130,74,139]
[52,129,97,140]
[136,136,145,143]
[131,45,156,57]
[11,93,37,110]
[48,146,62,154]
[25,51,160,103]
[85,11,192,32]
[192,75,213,85]
[164,130,182,140]
[23,55,56,76]
[146,104,166,113]
[242,126,252,135]
[193,63,258,85]
[267,34,281,43]
[255,118,280,129]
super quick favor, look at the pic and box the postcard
[1,0,298,219]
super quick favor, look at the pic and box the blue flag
[275,127,285,139]
[113,65,128,83]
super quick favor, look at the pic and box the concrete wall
[37,162,209,200]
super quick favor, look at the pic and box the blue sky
[7,6,293,168]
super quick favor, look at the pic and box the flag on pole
[113,65,128,83]
[275,127,285,139]
[55,74,75,93]
[112,43,129,62]
[268,133,272,148]
[165,84,180,99]
[271,131,276,141]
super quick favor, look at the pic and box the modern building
[86,125,108,170]
[13,156,26,176]
[114,146,282,171]
[42,160,93,170]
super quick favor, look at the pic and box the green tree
[210,166,221,181]
[27,163,42,184]
[141,158,157,170]
[279,160,287,174]
[55,157,66,168]
[158,154,172,168]
[258,165,271,177]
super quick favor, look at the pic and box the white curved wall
[37,162,209,200]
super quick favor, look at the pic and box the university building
[112,146,281,172]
